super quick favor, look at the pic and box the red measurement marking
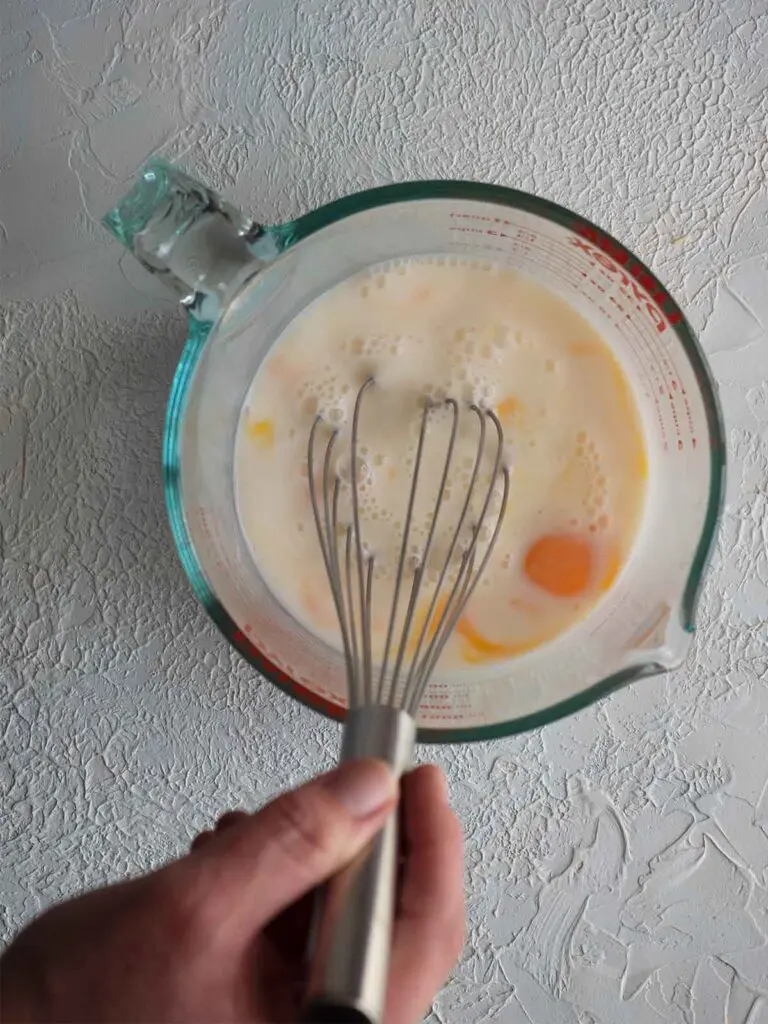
[449,221,684,456]
[681,390,695,440]
[450,212,517,228]
[227,627,345,721]
[452,224,516,241]
[572,226,683,330]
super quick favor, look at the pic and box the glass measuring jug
[103,161,725,741]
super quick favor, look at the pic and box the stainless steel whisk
[304,377,509,1024]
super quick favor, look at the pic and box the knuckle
[270,788,339,868]
[416,904,464,972]
[436,812,465,963]
[437,882,465,958]
[438,810,465,872]
[149,870,207,949]
[427,904,465,968]
[444,809,465,852]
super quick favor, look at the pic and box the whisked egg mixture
[235,257,647,670]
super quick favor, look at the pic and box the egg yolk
[248,418,275,449]
[455,616,545,663]
[598,545,622,592]
[496,394,523,422]
[524,533,593,597]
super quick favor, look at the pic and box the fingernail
[322,759,396,819]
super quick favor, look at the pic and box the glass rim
[163,178,726,743]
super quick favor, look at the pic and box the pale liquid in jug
[235,257,647,670]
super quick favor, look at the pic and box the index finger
[385,765,465,1024]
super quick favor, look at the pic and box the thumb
[197,759,396,930]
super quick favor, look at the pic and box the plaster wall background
[2,1,768,1020]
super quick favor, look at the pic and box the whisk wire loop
[307,379,509,718]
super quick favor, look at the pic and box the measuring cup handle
[102,159,262,308]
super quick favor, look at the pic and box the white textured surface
[2,0,767,1019]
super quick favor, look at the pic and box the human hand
[1,761,464,1024]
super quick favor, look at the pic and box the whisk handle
[304,706,417,1024]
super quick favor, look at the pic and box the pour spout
[103,160,263,310]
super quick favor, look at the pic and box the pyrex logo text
[571,225,682,334]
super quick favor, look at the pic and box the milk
[235,257,647,671]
